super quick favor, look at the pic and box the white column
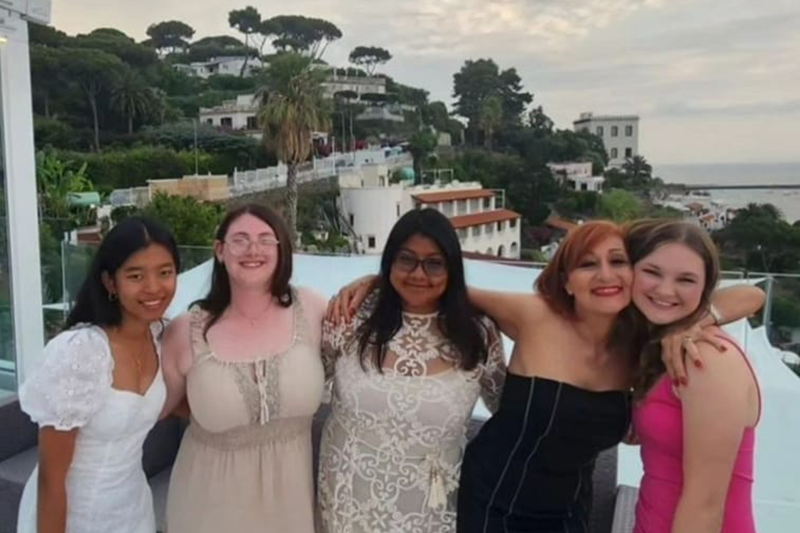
[1,12,44,385]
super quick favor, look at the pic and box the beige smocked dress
[166,292,324,533]
[317,293,507,533]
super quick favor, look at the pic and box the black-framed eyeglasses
[393,251,447,277]
[225,236,280,255]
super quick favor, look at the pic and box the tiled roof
[449,209,521,229]
[413,189,494,203]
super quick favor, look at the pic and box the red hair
[536,220,626,318]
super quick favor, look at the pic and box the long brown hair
[625,220,720,398]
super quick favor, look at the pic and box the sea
[655,162,800,223]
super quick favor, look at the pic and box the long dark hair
[196,203,293,337]
[66,216,180,329]
[357,208,489,372]
[625,219,720,398]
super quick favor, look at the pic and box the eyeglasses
[225,236,280,255]
[393,252,447,277]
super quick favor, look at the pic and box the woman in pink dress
[627,219,761,533]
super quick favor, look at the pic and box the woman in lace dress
[318,208,506,533]
[161,204,327,533]
[17,217,179,533]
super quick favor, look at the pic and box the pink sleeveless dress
[632,336,761,533]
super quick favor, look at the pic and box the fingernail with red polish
[694,360,703,369]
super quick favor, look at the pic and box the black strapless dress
[457,373,631,533]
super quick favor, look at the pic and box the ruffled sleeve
[478,317,507,414]
[19,326,114,431]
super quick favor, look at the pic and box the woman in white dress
[16,216,179,533]
[318,208,506,533]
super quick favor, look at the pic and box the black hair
[66,216,180,329]
[196,203,293,337]
[357,208,489,371]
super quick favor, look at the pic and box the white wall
[339,187,411,253]
[460,221,522,258]
[575,117,639,166]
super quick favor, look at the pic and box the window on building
[483,197,492,210]
[497,221,504,231]
[596,126,604,136]
[457,200,468,215]
[610,148,618,158]
[611,126,619,137]
[625,125,633,136]
[349,213,354,226]
[625,147,633,158]
[510,218,517,228]
[205,119,213,125]
[472,226,482,237]
[220,117,233,128]
[246,116,258,130]
[486,223,494,235]
[457,228,467,240]
[581,183,588,191]
[396,203,401,218]
[368,236,376,249]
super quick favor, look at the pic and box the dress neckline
[506,371,631,395]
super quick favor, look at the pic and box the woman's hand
[327,275,378,324]
[661,324,727,386]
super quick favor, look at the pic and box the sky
[53,0,800,166]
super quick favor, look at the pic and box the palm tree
[110,69,153,134]
[622,155,653,184]
[257,54,329,242]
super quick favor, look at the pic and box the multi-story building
[573,112,639,167]
[339,179,522,258]
[199,94,260,133]
[320,68,387,100]
[173,56,263,79]
[547,162,605,193]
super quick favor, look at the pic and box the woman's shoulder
[46,324,110,354]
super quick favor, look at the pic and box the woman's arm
[160,314,191,419]
[670,340,755,533]
[662,284,765,384]
[37,427,78,533]
[467,288,544,341]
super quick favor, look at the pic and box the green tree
[714,203,800,272]
[257,54,329,241]
[74,29,159,69]
[62,48,126,152]
[30,45,65,119]
[261,15,342,60]
[142,193,223,246]
[479,95,503,151]
[228,6,262,76]
[348,46,392,76]
[36,151,94,223]
[110,69,154,134]
[597,189,644,222]
[408,131,438,184]
[452,59,532,144]
[145,20,195,54]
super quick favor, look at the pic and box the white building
[339,180,522,258]
[573,112,639,167]
[321,70,387,100]
[654,194,736,231]
[199,94,260,132]
[547,162,605,193]
[173,56,263,79]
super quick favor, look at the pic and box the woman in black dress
[457,221,634,533]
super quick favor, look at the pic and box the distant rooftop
[413,189,494,203]
[574,111,640,124]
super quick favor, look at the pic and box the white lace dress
[317,296,506,533]
[16,324,166,533]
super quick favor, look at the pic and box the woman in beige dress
[318,209,506,533]
[161,203,327,533]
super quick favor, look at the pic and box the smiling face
[102,243,177,324]
[389,233,449,314]
[632,242,707,325]
[215,213,280,290]
[565,235,633,317]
